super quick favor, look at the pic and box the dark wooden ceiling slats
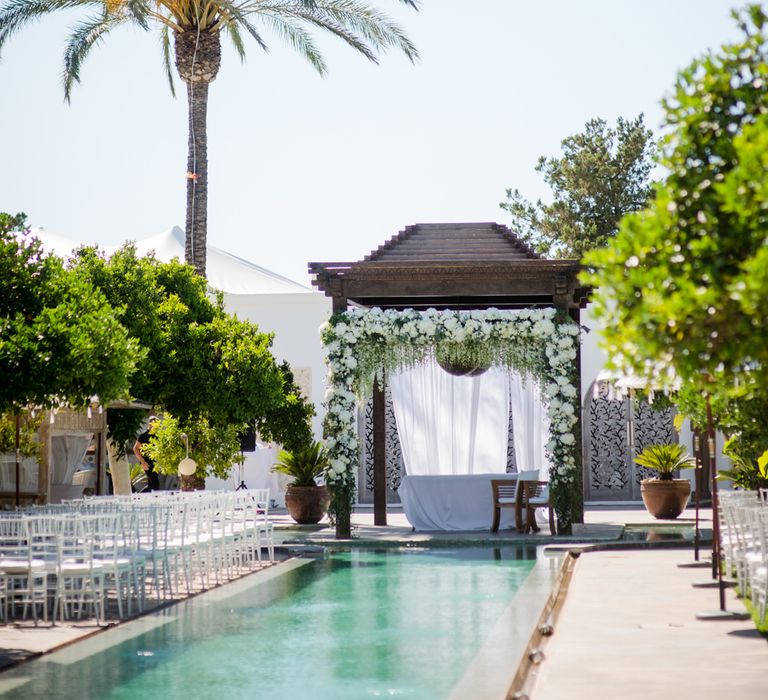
[310,222,589,311]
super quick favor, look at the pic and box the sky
[0,0,743,285]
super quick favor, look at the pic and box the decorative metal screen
[358,387,404,504]
[584,383,676,501]
[633,399,676,486]
[586,383,630,498]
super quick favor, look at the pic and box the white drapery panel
[390,363,510,475]
[509,373,551,479]
[51,433,93,486]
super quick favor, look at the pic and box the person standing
[133,415,160,492]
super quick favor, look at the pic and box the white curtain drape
[390,363,510,475]
[509,373,551,479]
[51,433,93,486]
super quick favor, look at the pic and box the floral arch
[320,306,581,537]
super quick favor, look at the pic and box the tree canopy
[582,6,768,401]
[501,115,656,259]
[0,213,141,414]
[71,244,314,465]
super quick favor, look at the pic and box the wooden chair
[490,480,520,533]
[491,470,540,533]
[520,480,556,534]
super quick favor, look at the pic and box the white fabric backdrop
[509,374,552,479]
[390,363,510,475]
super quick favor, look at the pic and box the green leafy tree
[501,115,656,258]
[142,413,244,480]
[0,214,141,414]
[0,1,419,276]
[582,6,768,406]
[72,244,314,482]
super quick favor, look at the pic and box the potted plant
[635,444,696,519]
[272,441,330,524]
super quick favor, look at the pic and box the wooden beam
[332,296,348,314]
[338,277,559,299]
[372,378,387,526]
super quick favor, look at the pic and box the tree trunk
[175,29,221,278]
[184,80,209,276]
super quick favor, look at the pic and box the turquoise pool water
[1,547,541,700]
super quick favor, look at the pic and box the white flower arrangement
[320,307,582,528]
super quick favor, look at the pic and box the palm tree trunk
[175,28,221,278]
[184,79,209,277]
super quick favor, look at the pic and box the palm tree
[0,1,419,276]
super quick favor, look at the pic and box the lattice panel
[587,383,630,494]
[359,387,404,503]
[506,399,517,473]
[633,399,676,484]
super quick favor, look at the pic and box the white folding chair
[0,517,48,624]
[53,516,106,623]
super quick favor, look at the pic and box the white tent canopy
[25,225,310,296]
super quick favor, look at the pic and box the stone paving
[530,548,768,700]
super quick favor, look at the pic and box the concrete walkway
[531,549,768,700]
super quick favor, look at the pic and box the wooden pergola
[310,222,590,525]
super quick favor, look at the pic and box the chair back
[491,480,517,503]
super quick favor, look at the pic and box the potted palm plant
[635,444,696,519]
[272,441,331,525]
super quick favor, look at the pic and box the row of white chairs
[0,489,276,625]
[718,489,768,625]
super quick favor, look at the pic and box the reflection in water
[1,548,536,700]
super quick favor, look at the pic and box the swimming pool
[0,547,560,700]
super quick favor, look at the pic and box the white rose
[560,433,576,446]
[561,384,577,398]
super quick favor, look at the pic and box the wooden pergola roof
[309,222,590,311]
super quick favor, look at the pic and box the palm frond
[212,3,267,53]
[310,0,419,62]
[160,23,176,96]
[259,13,327,74]
[63,12,125,101]
[255,0,417,66]
[289,7,379,63]
[0,0,89,54]
[226,20,246,61]
[119,0,152,31]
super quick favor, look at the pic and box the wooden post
[373,377,387,526]
[14,414,20,508]
[96,430,103,495]
[706,394,725,609]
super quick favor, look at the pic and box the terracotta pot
[285,485,330,525]
[640,478,691,519]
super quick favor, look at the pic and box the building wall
[222,291,332,439]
